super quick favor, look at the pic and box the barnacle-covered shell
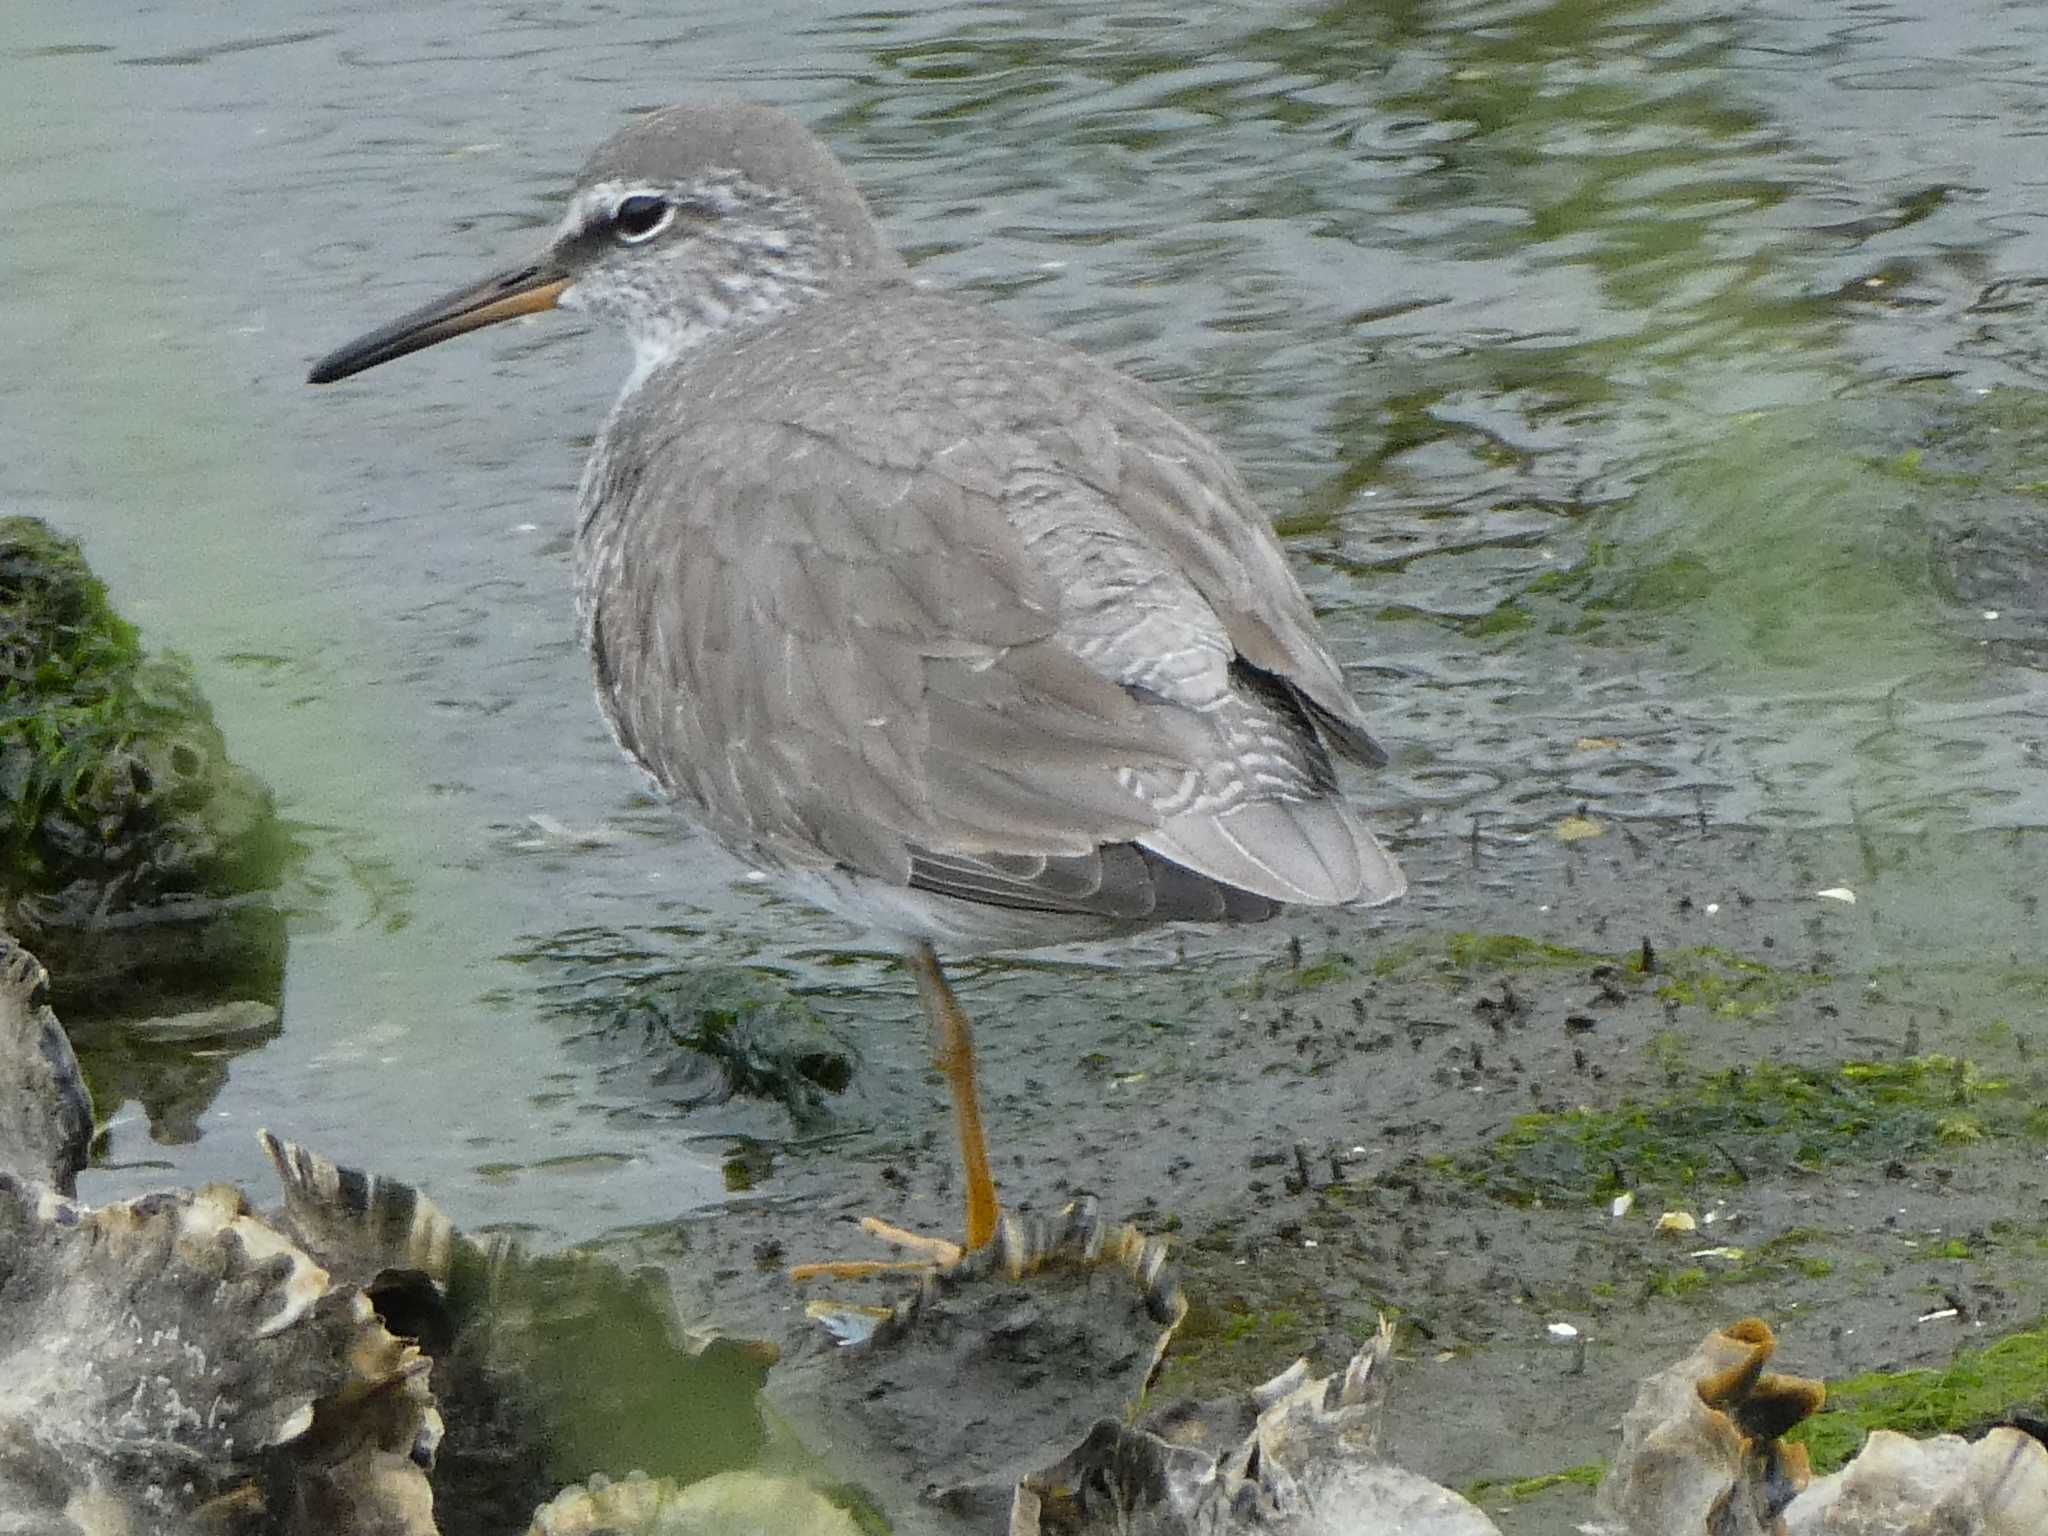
[263,1128,464,1289]
[1014,1318,1500,1536]
[526,1469,860,1536]
[1592,1317,1824,1535]
[0,1171,438,1534]
[260,1131,772,1533]
[0,934,91,1193]
[1782,1425,2048,1534]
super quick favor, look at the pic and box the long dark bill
[307,260,570,384]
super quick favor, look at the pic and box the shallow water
[4,0,2046,1510]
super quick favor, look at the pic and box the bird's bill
[307,259,571,383]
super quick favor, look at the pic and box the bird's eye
[612,194,673,243]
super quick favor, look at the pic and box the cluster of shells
[0,924,444,1535]
[4,927,2046,1535]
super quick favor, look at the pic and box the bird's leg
[911,940,1001,1250]
[788,941,1002,1283]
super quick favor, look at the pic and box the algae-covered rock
[0,516,291,1017]
[606,967,855,1122]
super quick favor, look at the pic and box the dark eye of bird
[612,194,672,242]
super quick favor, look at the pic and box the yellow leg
[787,942,1001,1284]
[909,940,1000,1251]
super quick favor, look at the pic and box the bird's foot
[796,1199,1185,1396]
[786,1216,965,1283]
[791,1200,1185,1354]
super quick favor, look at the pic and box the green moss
[1468,1054,2030,1204]
[1653,945,1824,1020]
[1156,1289,1332,1399]
[1647,1265,1710,1298]
[1444,932,1608,971]
[1467,1462,1606,1503]
[1227,945,1358,999]
[1462,601,1535,640]
[1791,1322,2048,1472]
[1,517,294,1016]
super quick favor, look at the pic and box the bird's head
[309,102,905,386]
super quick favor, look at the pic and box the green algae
[1365,932,1820,1024]
[1,517,288,906]
[1153,1286,1337,1401]
[1791,1321,2048,1472]
[1645,1265,1711,1298]
[1652,945,1823,1020]
[1228,943,1359,998]
[1467,1461,1605,1505]
[611,968,853,1124]
[1,517,293,1019]
[1468,1054,2029,1205]
[1444,932,1608,972]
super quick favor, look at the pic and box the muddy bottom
[632,817,2047,1533]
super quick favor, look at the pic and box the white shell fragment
[1816,887,1857,904]
[1013,1317,1502,1536]
[1784,1426,2048,1533]
[528,1469,860,1536]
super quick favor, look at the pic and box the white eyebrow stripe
[556,183,617,241]
[559,179,676,241]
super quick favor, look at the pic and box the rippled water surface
[5,0,2045,1263]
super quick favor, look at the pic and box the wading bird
[310,103,1404,1276]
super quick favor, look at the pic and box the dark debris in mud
[666,816,2048,1534]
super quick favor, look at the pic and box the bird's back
[574,279,1402,939]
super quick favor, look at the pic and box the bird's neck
[618,263,820,395]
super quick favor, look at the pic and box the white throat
[622,313,717,395]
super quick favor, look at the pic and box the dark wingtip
[1297,690,1389,768]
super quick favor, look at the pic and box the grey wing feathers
[578,291,1403,922]
[1110,418,1391,772]
[906,844,1282,923]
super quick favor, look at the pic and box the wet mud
[665,815,2047,1533]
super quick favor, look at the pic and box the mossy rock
[607,967,855,1124]
[0,517,291,1017]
